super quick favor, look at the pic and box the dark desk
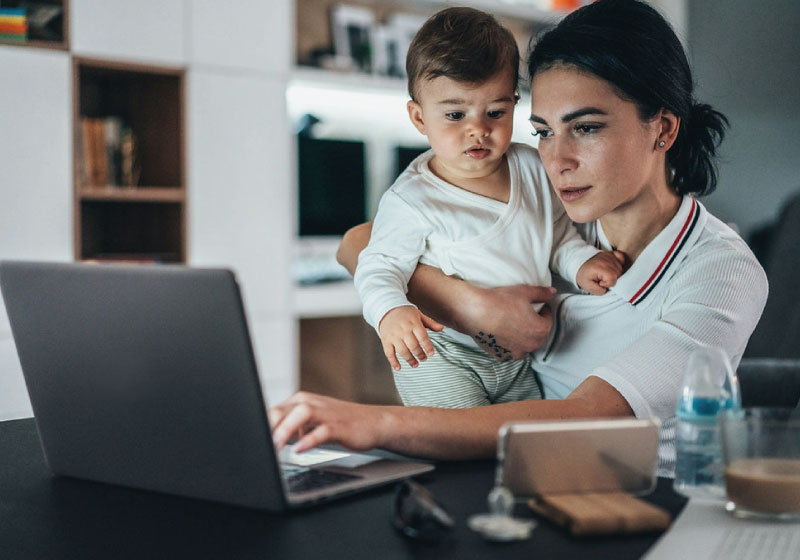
[0,418,686,559]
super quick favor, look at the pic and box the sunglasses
[392,479,455,543]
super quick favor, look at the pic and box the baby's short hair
[406,7,520,101]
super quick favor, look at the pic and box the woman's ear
[407,100,427,135]
[655,108,680,151]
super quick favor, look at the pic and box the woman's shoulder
[669,207,768,302]
[695,211,762,265]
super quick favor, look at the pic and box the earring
[658,141,666,147]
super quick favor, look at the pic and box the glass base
[673,482,727,501]
[726,501,800,522]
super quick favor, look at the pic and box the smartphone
[498,417,661,497]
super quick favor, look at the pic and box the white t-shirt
[355,143,599,347]
[534,196,769,475]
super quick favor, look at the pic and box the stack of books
[0,8,27,43]
[79,116,140,188]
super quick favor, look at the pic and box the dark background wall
[689,0,800,240]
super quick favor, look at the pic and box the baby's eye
[445,112,464,121]
[488,110,506,119]
[531,128,552,138]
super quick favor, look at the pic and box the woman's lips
[559,186,591,202]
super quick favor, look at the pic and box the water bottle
[673,346,740,499]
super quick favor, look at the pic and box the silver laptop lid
[1,261,287,511]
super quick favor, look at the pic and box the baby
[354,7,622,408]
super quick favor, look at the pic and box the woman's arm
[269,375,634,459]
[336,222,372,276]
[337,223,556,359]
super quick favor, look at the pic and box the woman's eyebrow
[529,107,608,124]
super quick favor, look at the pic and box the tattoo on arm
[473,331,513,362]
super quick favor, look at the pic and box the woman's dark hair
[528,0,727,196]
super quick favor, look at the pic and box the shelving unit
[290,0,558,314]
[294,0,565,78]
[73,57,186,263]
[290,0,571,404]
[0,0,69,50]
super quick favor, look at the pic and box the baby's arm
[576,251,626,295]
[354,190,441,363]
[378,306,443,370]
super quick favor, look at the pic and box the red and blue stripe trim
[628,198,699,306]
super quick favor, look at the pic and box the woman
[270,0,767,475]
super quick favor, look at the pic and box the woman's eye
[575,123,602,134]
[445,112,464,121]
[531,128,552,138]
[488,110,505,119]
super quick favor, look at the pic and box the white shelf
[291,66,407,95]
[376,0,569,24]
[293,281,362,319]
[439,0,568,23]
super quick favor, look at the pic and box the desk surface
[0,418,686,559]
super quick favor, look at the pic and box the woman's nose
[546,135,578,174]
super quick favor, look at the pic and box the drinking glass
[720,407,800,520]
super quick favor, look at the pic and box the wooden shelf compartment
[0,0,69,50]
[78,200,184,263]
[74,57,185,189]
[73,57,186,263]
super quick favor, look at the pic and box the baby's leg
[490,359,543,404]
[392,332,492,408]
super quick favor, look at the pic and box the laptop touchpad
[281,445,380,468]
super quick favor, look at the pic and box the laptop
[0,260,433,511]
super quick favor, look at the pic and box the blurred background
[0,0,797,420]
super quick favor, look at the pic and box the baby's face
[407,68,516,186]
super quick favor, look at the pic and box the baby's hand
[576,251,626,295]
[378,306,443,371]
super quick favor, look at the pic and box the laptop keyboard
[283,466,362,494]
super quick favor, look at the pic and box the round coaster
[468,513,536,542]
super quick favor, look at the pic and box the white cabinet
[0,339,30,421]
[71,0,185,64]
[188,0,292,74]
[187,70,292,314]
[187,68,295,391]
[0,46,71,420]
[0,48,71,262]
[248,316,298,406]
[186,0,294,396]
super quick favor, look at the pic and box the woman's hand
[459,284,556,361]
[268,392,391,453]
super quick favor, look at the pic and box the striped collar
[594,196,706,308]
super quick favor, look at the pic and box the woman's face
[529,65,664,224]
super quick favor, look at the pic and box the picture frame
[330,4,375,73]
[372,13,427,79]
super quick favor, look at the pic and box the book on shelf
[79,116,140,189]
[0,7,27,42]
